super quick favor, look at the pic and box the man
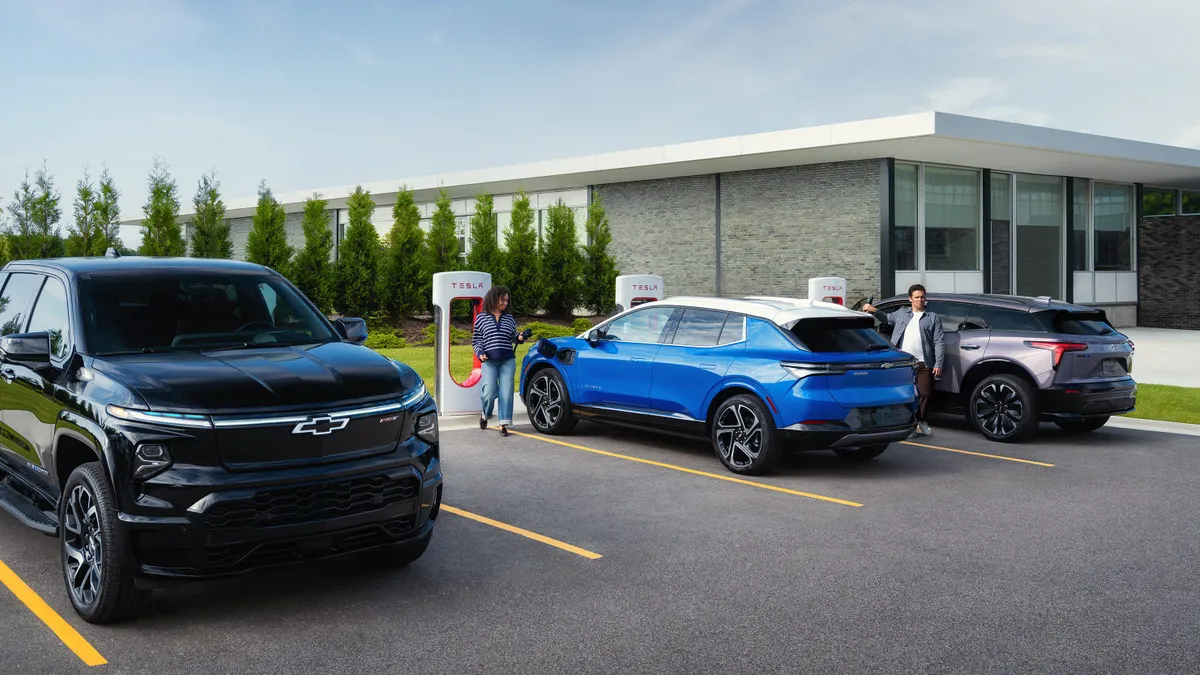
[862,284,944,437]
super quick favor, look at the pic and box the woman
[472,285,527,437]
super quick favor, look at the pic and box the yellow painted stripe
[0,560,107,667]
[505,428,863,507]
[441,504,602,560]
[901,440,1054,467]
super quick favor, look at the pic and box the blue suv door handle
[630,357,648,362]
[961,344,981,351]
[699,363,717,370]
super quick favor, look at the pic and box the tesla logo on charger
[822,285,844,291]
[631,284,659,291]
[451,282,484,290]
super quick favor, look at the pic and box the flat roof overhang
[123,111,1200,223]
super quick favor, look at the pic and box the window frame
[894,161,985,274]
[598,305,680,345]
[661,309,748,349]
[26,274,74,363]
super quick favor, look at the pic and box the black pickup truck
[0,253,442,624]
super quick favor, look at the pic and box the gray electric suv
[859,293,1136,443]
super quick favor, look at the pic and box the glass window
[718,315,744,345]
[0,273,44,336]
[925,301,985,334]
[79,272,336,354]
[1093,183,1133,272]
[1015,174,1064,298]
[924,166,980,271]
[894,163,918,271]
[27,276,70,359]
[496,211,512,245]
[989,172,1013,295]
[1142,187,1176,216]
[602,306,676,344]
[1183,192,1200,215]
[1035,310,1115,336]
[1072,179,1089,271]
[671,309,727,347]
[791,316,893,353]
[979,306,1044,333]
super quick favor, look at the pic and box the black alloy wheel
[527,368,576,435]
[711,394,780,475]
[969,374,1039,443]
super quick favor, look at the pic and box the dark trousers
[914,363,933,422]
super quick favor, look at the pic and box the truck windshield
[79,272,336,354]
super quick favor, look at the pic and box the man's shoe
[499,425,509,437]
[480,415,488,430]
[918,421,932,436]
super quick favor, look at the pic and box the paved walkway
[1121,327,1200,388]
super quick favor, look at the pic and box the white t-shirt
[900,311,925,363]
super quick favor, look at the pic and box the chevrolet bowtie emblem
[292,415,349,435]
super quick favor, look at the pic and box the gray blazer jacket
[873,307,945,370]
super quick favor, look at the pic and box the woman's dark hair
[482,285,512,314]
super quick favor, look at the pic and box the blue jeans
[480,357,516,425]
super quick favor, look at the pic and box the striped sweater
[472,311,519,361]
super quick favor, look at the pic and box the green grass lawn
[377,346,1200,426]
[377,343,533,395]
[1125,384,1200,425]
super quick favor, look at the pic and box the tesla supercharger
[432,271,491,415]
[614,274,665,314]
[807,276,847,305]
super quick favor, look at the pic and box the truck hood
[90,342,415,414]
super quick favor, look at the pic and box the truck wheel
[968,374,1039,443]
[711,394,781,475]
[60,462,150,624]
[833,444,889,461]
[375,530,433,568]
[526,368,576,435]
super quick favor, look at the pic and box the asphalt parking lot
[2,415,1199,675]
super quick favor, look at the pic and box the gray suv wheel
[968,374,1039,443]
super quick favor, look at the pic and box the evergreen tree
[541,199,583,316]
[245,180,292,275]
[0,205,9,267]
[291,194,335,312]
[94,167,123,251]
[581,190,620,314]
[504,190,543,316]
[189,170,233,259]
[138,158,186,257]
[23,163,66,258]
[66,168,104,256]
[384,186,427,319]
[425,188,460,275]
[335,186,382,318]
[7,171,38,259]
[466,192,502,278]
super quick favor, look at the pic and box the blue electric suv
[518,297,920,475]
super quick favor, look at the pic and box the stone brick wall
[1138,215,1200,329]
[719,160,881,301]
[594,175,718,296]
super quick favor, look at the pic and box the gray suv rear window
[979,306,1043,332]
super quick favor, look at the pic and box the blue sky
[2,0,1198,248]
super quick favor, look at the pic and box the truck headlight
[133,443,172,480]
[416,412,438,444]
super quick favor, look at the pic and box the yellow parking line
[0,560,106,667]
[900,441,1055,467]
[505,428,863,507]
[441,504,602,560]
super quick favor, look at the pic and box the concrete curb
[1108,416,1200,438]
[438,397,530,431]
